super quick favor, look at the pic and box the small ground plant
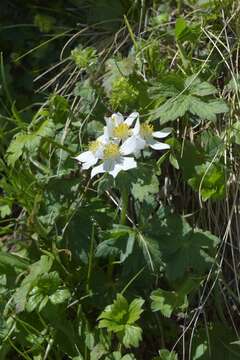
[1,0,240,359]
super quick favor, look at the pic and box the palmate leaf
[6,119,55,166]
[188,162,226,201]
[64,198,113,264]
[105,352,136,360]
[137,233,163,271]
[187,79,217,96]
[98,294,144,348]
[131,173,159,203]
[123,325,142,348]
[154,349,178,360]
[150,278,199,317]
[147,209,219,280]
[150,288,187,317]
[188,96,229,121]
[171,139,226,201]
[14,255,53,312]
[152,94,190,123]
[96,225,135,263]
[150,74,228,123]
[25,271,70,312]
[165,229,219,281]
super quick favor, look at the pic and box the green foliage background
[1,0,240,359]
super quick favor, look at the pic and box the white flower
[104,112,139,142]
[121,119,170,156]
[91,142,137,178]
[74,135,106,170]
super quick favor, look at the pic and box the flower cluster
[75,112,170,178]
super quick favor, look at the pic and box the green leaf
[90,343,108,360]
[96,225,135,263]
[131,173,159,203]
[185,76,217,96]
[154,349,178,360]
[49,94,69,124]
[175,18,187,40]
[49,288,71,305]
[148,210,219,280]
[121,355,136,360]
[39,295,49,312]
[14,255,53,312]
[168,229,219,280]
[128,298,145,324]
[97,174,114,195]
[169,154,179,170]
[6,120,55,166]
[105,352,136,360]
[155,95,190,124]
[98,294,144,348]
[150,288,187,317]
[25,270,65,312]
[0,251,29,273]
[0,204,11,218]
[150,277,200,317]
[150,75,228,123]
[6,133,29,166]
[123,325,142,348]
[26,291,44,312]
[98,294,129,332]
[175,18,200,43]
[188,96,229,121]
[188,162,226,201]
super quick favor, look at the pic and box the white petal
[75,151,95,163]
[105,120,114,138]
[125,112,139,127]
[95,148,104,159]
[152,131,171,139]
[103,159,116,172]
[120,136,137,155]
[97,133,108,144]
[82,157,98,169]
[121,157,137,171]
[114,112,124,125]
[132,118,141,135]
[149,141,170,150]
[108,156,137,178]
[120,136,145,155]
[109,164,123,178]
[91,164,105,178]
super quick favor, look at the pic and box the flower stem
[120,188,129,225]
[177,0,182,14]
[107,189,129,283]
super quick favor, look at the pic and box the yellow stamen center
[113,123,129,139]
[140,123,153,138]
[89,140,101,153]
[103,143,120,160]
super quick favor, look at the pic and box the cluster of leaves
[1,0,240,359]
